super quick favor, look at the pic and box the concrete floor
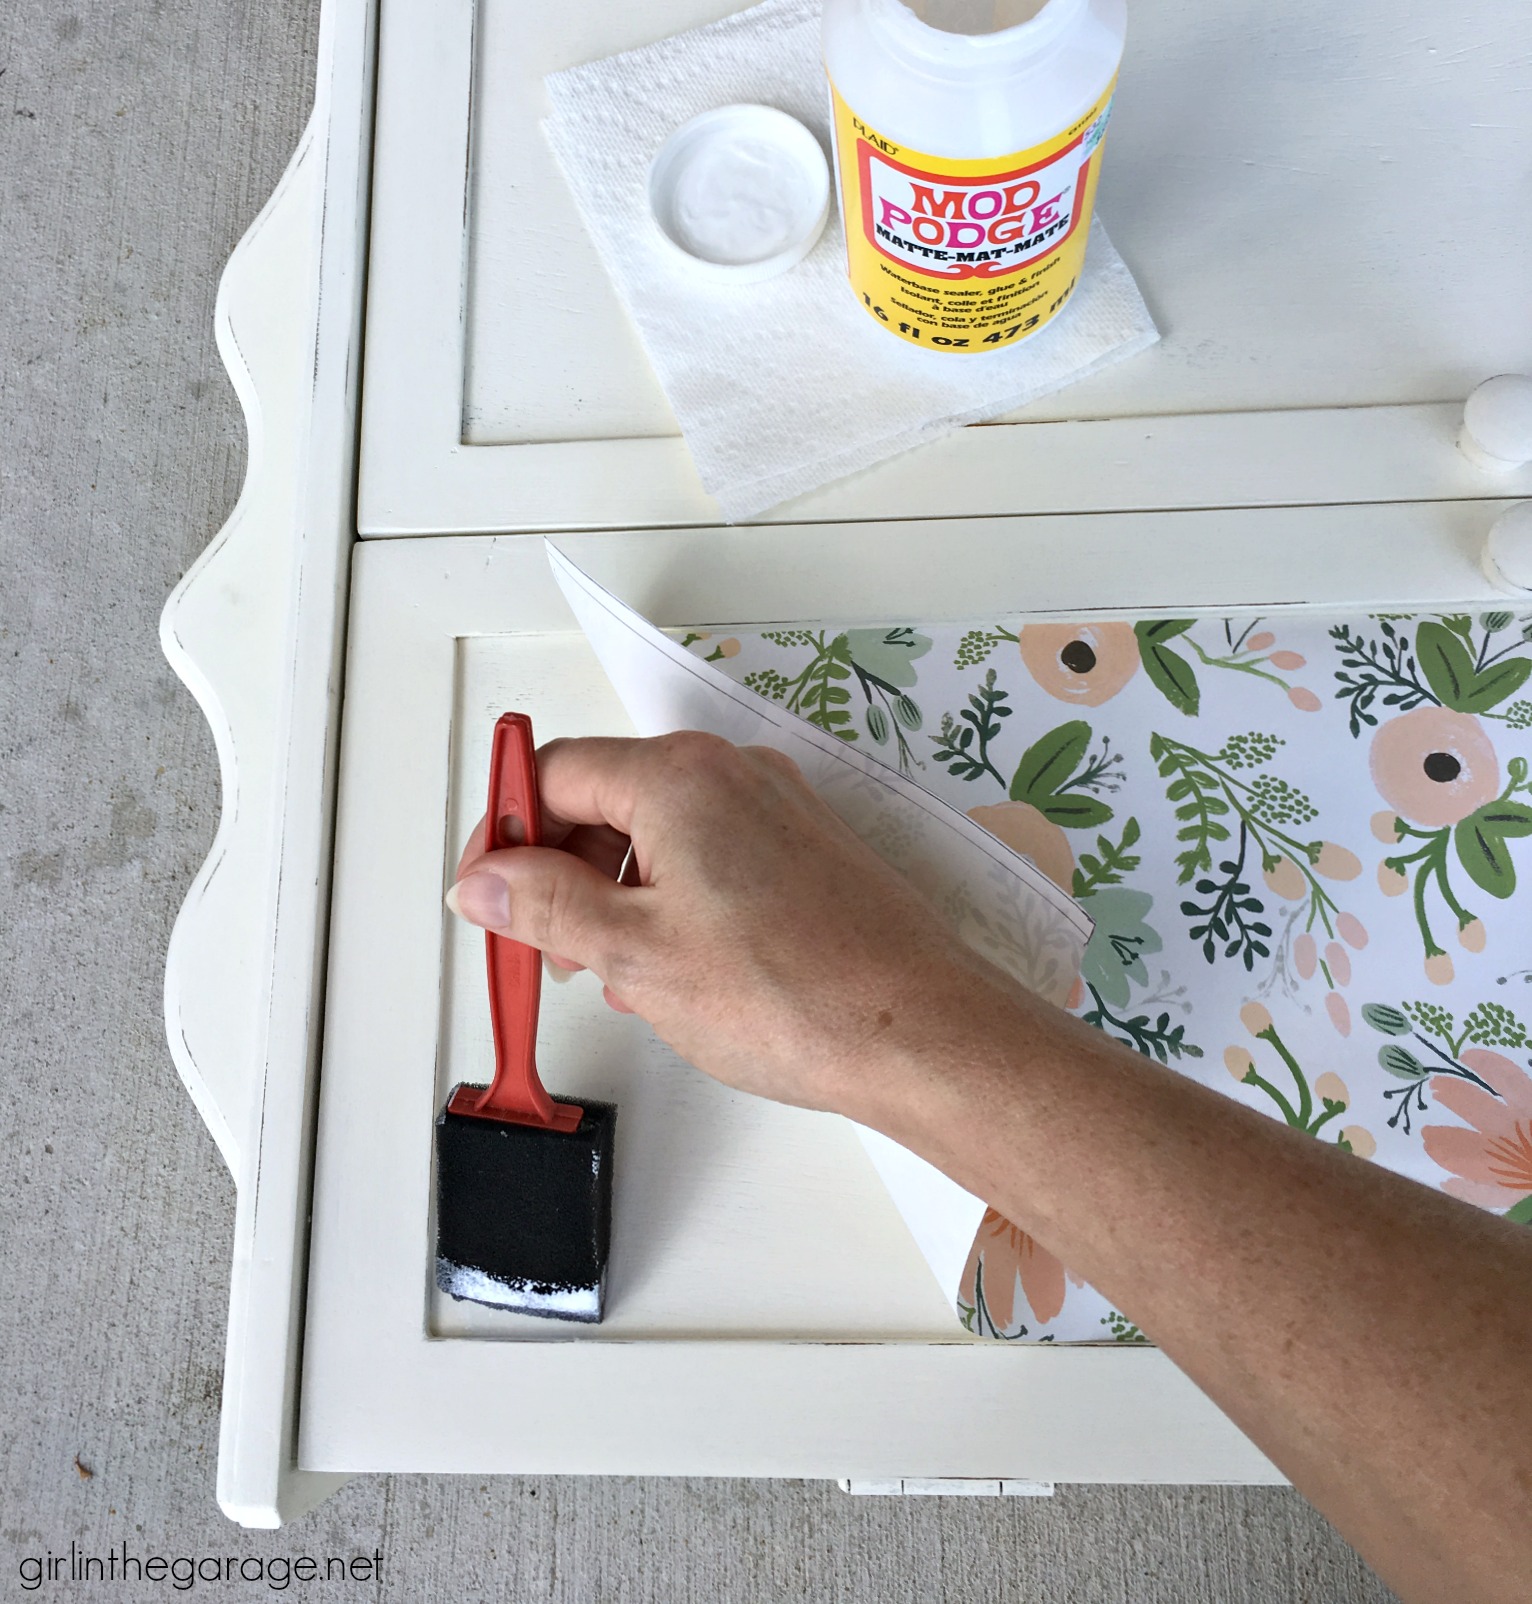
[0,1,1402,1597]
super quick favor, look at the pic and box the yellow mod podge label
[828,80,1115,352]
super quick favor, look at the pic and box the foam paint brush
[435,711,617,1322]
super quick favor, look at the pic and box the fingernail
[446,871,511,931]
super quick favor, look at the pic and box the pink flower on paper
[1325,992,1352,1036]
[1342,1125,1377,1159]
[1264,855,1307,900]
[1425,952,1455,987]
[967,801,1076,893]
[1017,623,1140,706]
[1336,912,1369,949]
[959,1208,1069,1332]
[1369,707,1500,828]
[1325,941,1352,986]
[1422,1050,1532,1212]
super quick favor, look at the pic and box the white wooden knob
[1483,501,1532,593]
[1460,374,1532,470]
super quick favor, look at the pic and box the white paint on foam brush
[438,1261,603,1320]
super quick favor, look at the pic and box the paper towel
[543,0,1159,521]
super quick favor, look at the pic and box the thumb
[447,846,632,973]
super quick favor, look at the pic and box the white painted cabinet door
[358,0,1532,532]
[300,506,1511,1478]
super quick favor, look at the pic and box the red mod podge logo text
[858,140,1093,281]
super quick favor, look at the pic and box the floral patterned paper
[687,610,1532,1342]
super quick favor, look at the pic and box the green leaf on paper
[893,694,922,731]
[1361,1003,1413,1037]
[1135,621,1200,716]
[844,627,931,689]
[1417,621,1531,713]
[1475,800,1532,838]
[1135,619,1195,646]
[1461,659,1532,714]
[1416,622,1478,708]
[1378,1044,1427,1080]
[1455,807,1524,898]
[1504,1194,1532,1226]
[1034,793,1114,829]
[1010,720,1091,803]
[1071,817,1143,900]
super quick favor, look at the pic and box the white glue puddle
[649,105,829,279]
[669,137,809,265]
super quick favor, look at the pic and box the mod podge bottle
[823,0,1125,352]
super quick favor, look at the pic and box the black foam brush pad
[434,1093,616,1322]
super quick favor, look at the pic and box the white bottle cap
[1459,374,1532,471]
[648,105,830,283]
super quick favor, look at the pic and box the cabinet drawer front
[358,0,1532,533]
[302,504,1505,1475]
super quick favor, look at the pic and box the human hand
[446,732,1012,1121]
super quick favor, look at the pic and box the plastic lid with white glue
[648,105,830,283]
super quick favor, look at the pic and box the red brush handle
[453,713,581,1132]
